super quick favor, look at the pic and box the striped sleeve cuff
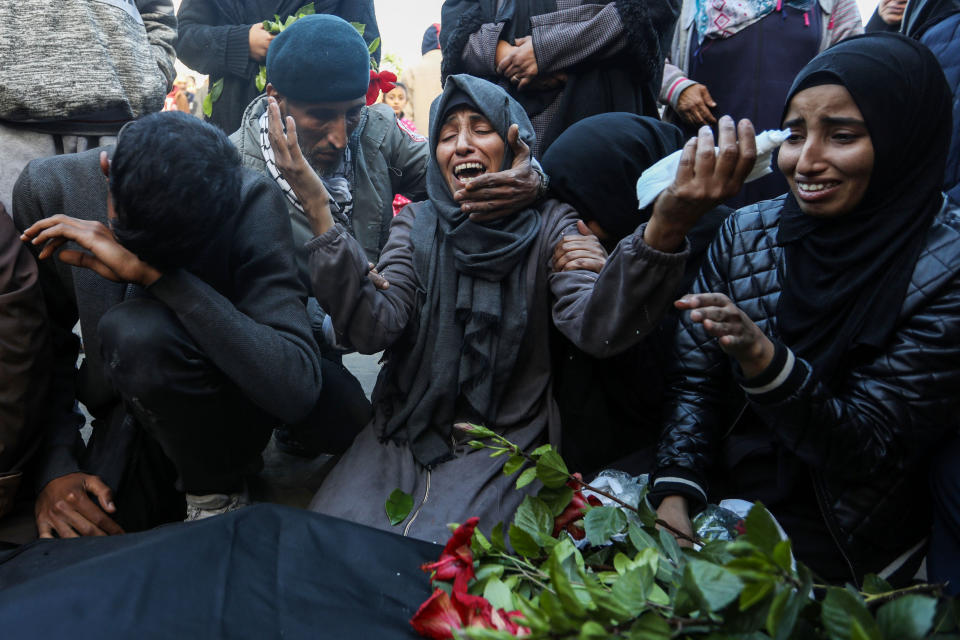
[736,340,808,404]
[648,467,708,513]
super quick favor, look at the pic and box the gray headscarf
[378,74,542,467]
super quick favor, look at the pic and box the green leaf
[535,449,569,488]
[628,523,658,551]
[490,522,507,552]
[546,549,588,619]
[861,574,893,595]
[739,581,773,612]
[209,78,224,102]
[744,502,781,555]
[350,21,366,36]
[772,540,793,574]
[467,440,486,449]
[578,621,608,639]
[472,526,492,554]
[610,566,651,614]
[508,523,541,558]
[367,36,381,55]
[821,587,882,640]
[255,66,267,92]
[514,496,553,544]
[685,557,744,612]
[626,612,672,640]
[584,506,626,546]
[850,618,872,640]
[876,595,937,640]
[202,94,213,118]
[515,466,537,489]
[294,2,314,17]
[384,488,413,526]
[538,485,574,516]
[502,453,525,477]
[658,527,683,567]
[529,444,553,457]
[765,588,790,638]
[538,589,579,633]
[473,563,504,582]
[483,577,514,612]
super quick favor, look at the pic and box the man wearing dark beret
[229,14,546,458]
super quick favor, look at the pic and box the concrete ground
[0,352,383,547]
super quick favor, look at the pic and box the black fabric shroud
[776,33,952,380]
[541,112,684,242]
[0,505,437,639]
[379,75,542,468]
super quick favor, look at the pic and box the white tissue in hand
[635,128,792,210]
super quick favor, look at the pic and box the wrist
[740,336,775,378]
[643,216,687,253]
[660,495,689,512]
[141,266,162,288]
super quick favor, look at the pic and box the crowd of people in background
[1,0,960,604]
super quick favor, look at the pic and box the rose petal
[410,589,462,640]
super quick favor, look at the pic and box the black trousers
[97,298,369,531]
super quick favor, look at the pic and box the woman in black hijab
[541,113,732,473]
[650,33,960,585]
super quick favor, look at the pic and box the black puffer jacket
[651,195,960,583]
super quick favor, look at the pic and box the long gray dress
[307,199,687,543]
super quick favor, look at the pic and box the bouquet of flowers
[400,424,952,639]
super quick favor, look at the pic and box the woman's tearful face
[778,84,875,218]
[435,107,506,196]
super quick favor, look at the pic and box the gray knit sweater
[0,0,178,134]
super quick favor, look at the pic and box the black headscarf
[901,0,960,37]
[378,75,542,467]
[776,33,952,380]
[541,113,685,243]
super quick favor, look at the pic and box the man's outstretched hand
[454,124,541,222]
[35,472,124,538]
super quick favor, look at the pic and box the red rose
[410,589,463,640]
[553,473,602,540]
[410,589,530,639]
[420,517,479,593]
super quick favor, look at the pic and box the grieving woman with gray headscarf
[292,74,755,543]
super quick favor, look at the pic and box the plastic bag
[635,128,792,210]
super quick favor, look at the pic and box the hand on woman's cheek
[675,293,775,377]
